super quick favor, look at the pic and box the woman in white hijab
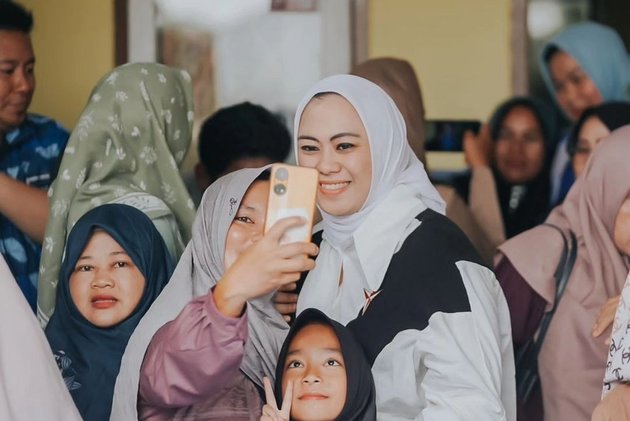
[0,255,81,421]
[293,74,516,420]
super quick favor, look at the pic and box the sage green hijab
[37,63,196,325]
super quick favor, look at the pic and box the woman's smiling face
[297,93,372,217]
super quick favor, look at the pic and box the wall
[21,1,513,131]
[369,0,512,121]
[20,0,115,130]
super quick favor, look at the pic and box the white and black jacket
[308,209,516,421]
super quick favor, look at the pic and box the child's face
[282,323,347,421]
[297,94,372,217]
[69,230,146,328]
[224,180,270,270]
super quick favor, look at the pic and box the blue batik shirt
[0,114,69,311]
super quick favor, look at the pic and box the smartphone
[425,119,481,152]
[264,164,318,244]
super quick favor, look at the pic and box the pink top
[138,292,252,421]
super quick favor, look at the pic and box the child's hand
[260,376,292,421]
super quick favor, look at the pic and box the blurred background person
[496,127,630,421]
[194,101,291,201]
[567,101,630,177]
[352,57,496,263]
[539,22,630,205]
[458,97,555,244]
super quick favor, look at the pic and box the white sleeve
[372,262,516,421]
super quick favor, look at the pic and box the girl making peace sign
[261,308,375,421]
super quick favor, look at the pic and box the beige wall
[22,1,512,128]
[21,0,115,131]
[369,0,512,121]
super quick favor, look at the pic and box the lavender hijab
[110,167,288,420]
[499,126,630,420]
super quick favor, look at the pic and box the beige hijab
[499,126,630,421]
[352,57,426,163]
[352,57,497,263]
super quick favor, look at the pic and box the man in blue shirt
[0,2,69,310]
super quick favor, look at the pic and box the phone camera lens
[276,168,289,181]
[274,183,286,195]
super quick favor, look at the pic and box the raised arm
[139,290,248,408]
[0,173,49,243]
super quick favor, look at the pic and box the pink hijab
[499,126,630,420]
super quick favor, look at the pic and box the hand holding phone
[265,164,318,244]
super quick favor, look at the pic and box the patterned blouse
[603,272,630,395]
[0,114,68,310]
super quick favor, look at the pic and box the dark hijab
[274,309,376,421]
[567,101,630,156]
[491,97,555,237]
[454,97,555,238]
[45,204,173,421]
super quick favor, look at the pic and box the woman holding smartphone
[111,167,318,420]
[292,74,516,420]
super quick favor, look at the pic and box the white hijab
[294,74,445,322]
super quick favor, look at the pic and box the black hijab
[453,97,555,238]
[567,101,630,157]
[274,308,376,421]
[45,204,173,421]
[490,97,555,238]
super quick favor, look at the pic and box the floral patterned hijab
[37,63,196,325]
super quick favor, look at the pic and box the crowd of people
[1,1,630,420]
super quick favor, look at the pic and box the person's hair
[255,169,271,182]
[543,45,560,63]
[198,102,291,180]
[312,91,338,100]
[489,96,556,150]
[567,101,630,157]
[0,1,34,33]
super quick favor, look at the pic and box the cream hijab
[499,126,630,420]
[110,167,288,421]
[0,256,81,421]
[293,74,445,322]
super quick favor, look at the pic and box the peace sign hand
[260,376,292,421]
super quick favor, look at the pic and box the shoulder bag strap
[533,224,578,351]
